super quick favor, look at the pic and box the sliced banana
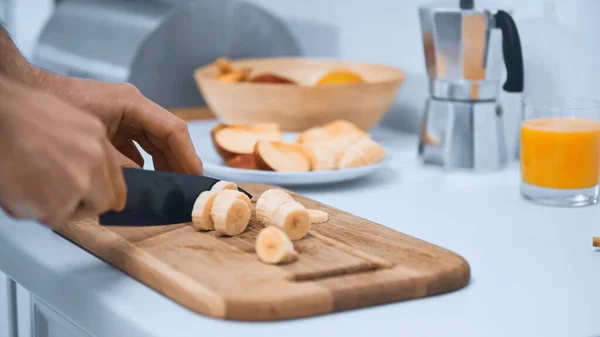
[214,189,251,212]
[338,137,386,169]
[255,226,298,264]
[301,143,338,171]
[191,191,218,230]
[270,200,311,240]
[307,209,329,224]
[255,189,293,223]
[235,190,253,210]
[211,191,251,236]
[210,180,238,193]
[211,181,252,210]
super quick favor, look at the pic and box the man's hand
[34,72,204,175]
[0,75,126,229]
[0,25,202,175]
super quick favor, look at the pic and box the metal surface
[32,0,301,109]
[99,168,252,226]
[7,277,17,337]
[418,0,521,171]
[419,98,507,171]
[430,78,499,101]
[419,0,505,101]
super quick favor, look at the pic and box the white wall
[5,0,600,137]
[231,0,600,155]
[2,0,54,61]
[242,0,545,134]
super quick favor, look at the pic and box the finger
[66,200,98,224]
[80,139,124,216]
[110,143,142,169]
[120,140,145,168]
[40,205,76,230]
[122,95,203,175]
[38,181,85,230]
[79,141,117,217]
[147,132,186,174]
[1,203,41,220]
[112,132,145,167]
[105,140,127,212]
[132,132,171,172]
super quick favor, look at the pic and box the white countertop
[0,120,598,337]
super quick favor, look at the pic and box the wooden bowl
[193,57,405,131]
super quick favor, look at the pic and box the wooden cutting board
[57,184,470,321]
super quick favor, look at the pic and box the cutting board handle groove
[290,264,387,282]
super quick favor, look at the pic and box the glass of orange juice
[520,97,600,207]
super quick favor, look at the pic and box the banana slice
[255,189,293,223]
[210,180,238,193]
[215,189,251,212]
[270,200,311,240]
[210,182,252,210]
[301,143,338,171]
[255,226,298,264]
[191,191,218,230]
[307,209,329,224]
[211,191,251,236]
[338,137,386,169]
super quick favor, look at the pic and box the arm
[0,24,203,175]
[0,24,40,85]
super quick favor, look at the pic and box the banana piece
[270,200,311,240]
[322,132,367,153]
[301,143,338,171]
[210,180,238,193]
[191,191,218,230]
[255,189,293,223]
[301,133,367,170]
[255,226,298,264]
[211,190,251,236]
[338,137,386,169]
[307,209,329,224]
[210,181,251,209]
[215,189,251,212]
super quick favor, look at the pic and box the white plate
[203,159,388,186]
[198,131,389,186]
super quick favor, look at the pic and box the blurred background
[1,1,599,334]
[1,0,599,137]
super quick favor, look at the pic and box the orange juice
[521,117,600,189]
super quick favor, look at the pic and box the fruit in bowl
[211,57,367,86]
[249,73,296,85]
[316,69,365,85]
[193,57,405,131]
[210,119,386,172]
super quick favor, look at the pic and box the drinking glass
[520,97,600,207]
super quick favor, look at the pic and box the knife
[99,168,252,226]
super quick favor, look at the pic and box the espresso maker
[417,0,524,171]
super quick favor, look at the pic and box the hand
[0,75,126,229]
[34,72,204,175]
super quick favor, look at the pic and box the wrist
[28,67,77,103]
[29,67,59,91]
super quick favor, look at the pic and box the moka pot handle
[494,10,524,93]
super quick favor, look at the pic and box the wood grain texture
[57,184,470,321]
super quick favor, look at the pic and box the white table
[0,121,598,337]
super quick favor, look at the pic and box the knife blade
[98,168,252,226]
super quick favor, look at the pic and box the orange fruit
[317,69,365,85]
